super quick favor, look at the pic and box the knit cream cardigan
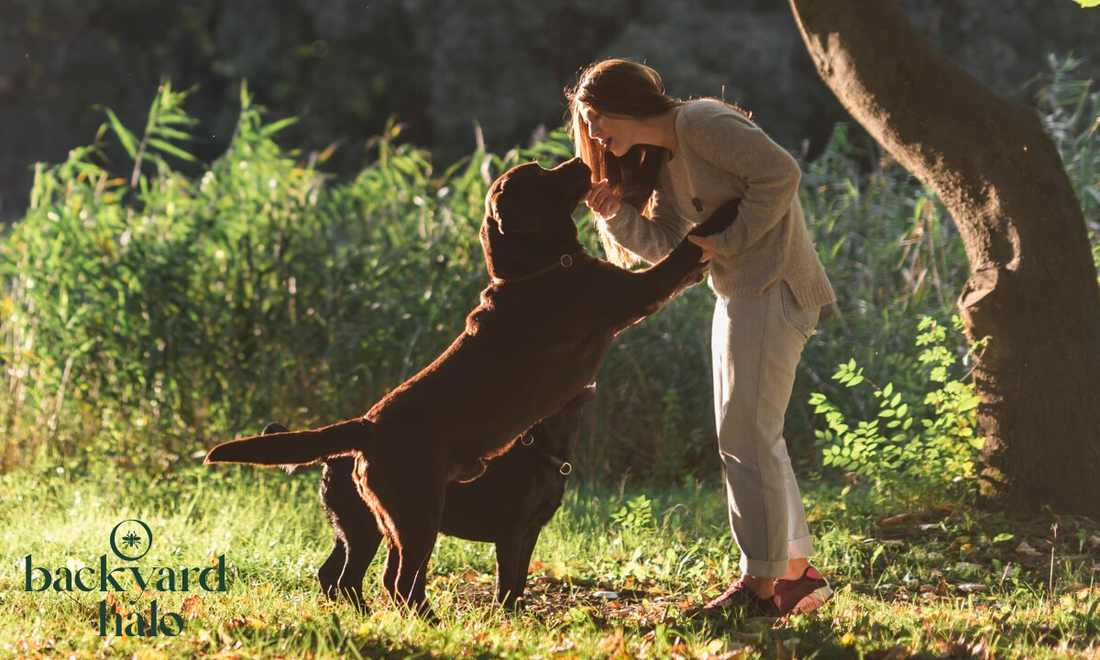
[601,99,836,310]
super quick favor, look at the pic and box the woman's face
[579,104,640,158]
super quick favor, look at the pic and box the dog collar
[519,432,572,476]
[490,249,585,286]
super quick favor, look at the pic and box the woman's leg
[711,283,819,592]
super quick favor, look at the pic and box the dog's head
[481,157,592,281]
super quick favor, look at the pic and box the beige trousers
[712,281,820,578]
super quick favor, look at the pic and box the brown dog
[205,157,738,615]
[294,385,594,610]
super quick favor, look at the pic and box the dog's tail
[204,418,370,467]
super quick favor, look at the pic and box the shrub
[810,316,987,501]
[1,58,1096,486]
[0,83,500,469]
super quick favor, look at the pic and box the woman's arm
[685,110,801,257]
[593,188,692,264]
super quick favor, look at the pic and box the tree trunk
[789,0,1100,516]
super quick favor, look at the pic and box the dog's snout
[559,158,592,194]
[551,157,589,177]
[550,156,580,170]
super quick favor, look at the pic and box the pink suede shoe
[773,567,833,615]
[702,579,779,617]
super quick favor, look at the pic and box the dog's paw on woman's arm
[689,197,741,237]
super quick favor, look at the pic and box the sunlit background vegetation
[0,33,1098,658]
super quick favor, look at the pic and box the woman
[567,59,836,617]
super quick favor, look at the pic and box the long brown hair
[566,59,682,267]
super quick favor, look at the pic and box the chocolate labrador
[205,156,738,615]
[267,385,593,610]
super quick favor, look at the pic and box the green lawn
[1,464,1097,659]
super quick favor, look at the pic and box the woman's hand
[584,179,623,218]
[687,235,715,263]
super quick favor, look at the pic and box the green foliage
[610,493,655,532]
[1032,55,1100,273]
[3,468,1099,659]
[810,316,986,499]
[2,58,1098,484]
[100,80,202,188]
[0,83,513,469]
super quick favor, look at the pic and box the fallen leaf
[708,650,754,660]
[863,538,904,547]
[866,645,910,660]
[181,595,205,619]
[1015,541,1043,558]
[548,640,575,654]
[104,592,131,619]
[702,639,754,660]
[957,583,986,594]
[880,513,911,526]
[668,642,689,660]
[598,628,626,657]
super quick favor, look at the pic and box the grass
[1,55,1098,660]
[2,466,1098,659]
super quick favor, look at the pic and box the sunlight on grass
[2,467,1098,659]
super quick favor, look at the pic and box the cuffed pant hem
[789,534,815,560]
[740,555,790,579]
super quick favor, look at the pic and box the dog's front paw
[690,197,741,237]
[674,262,708,293]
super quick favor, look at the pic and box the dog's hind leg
[316,536,346,601]
[380,543,399,599]
[377,517,440,619]
[371,456,447,618]
[393,510,444,618]
[319,457,383,609]
[495,518,547,609]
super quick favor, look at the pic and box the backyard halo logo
[111,519,152,561]
[23,519,227,637]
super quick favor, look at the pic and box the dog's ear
[488,174,543,234]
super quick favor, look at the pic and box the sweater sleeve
[684,110,801,257]
[600,188,693,264]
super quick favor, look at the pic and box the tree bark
[789,0,1100,516]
